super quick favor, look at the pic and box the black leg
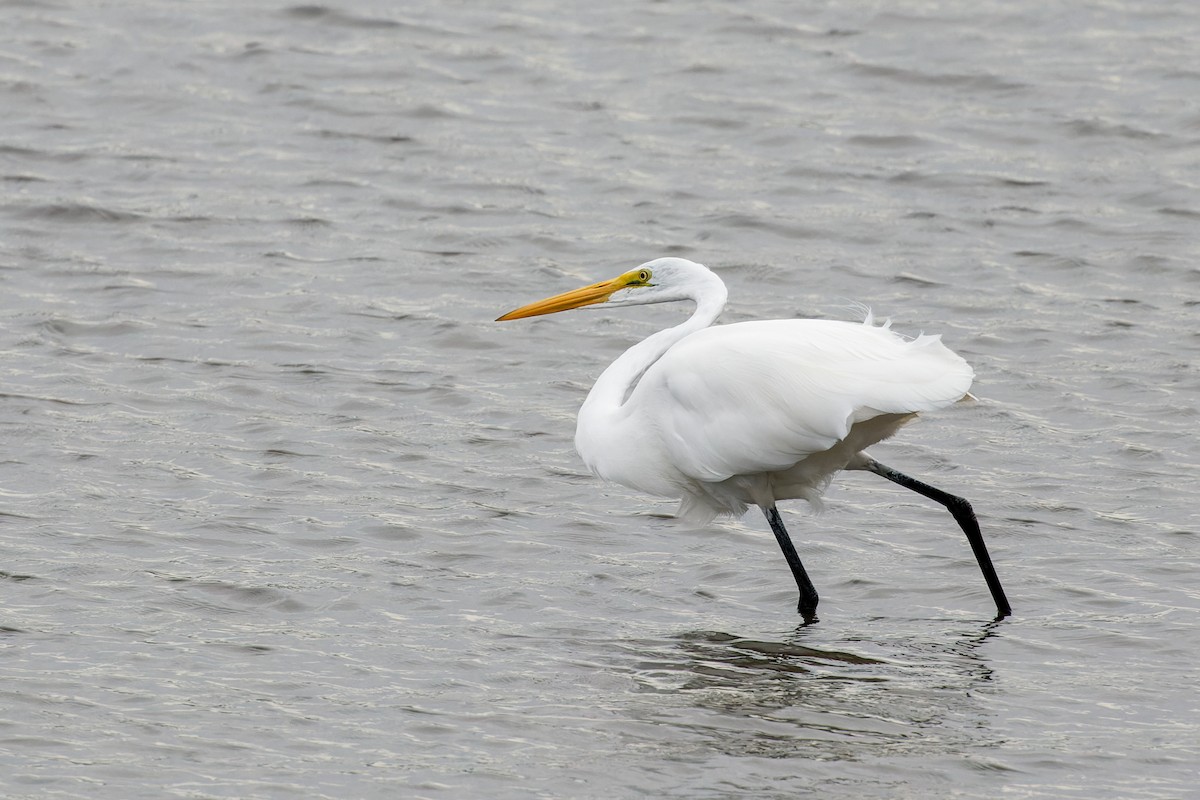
[763,506,819,623]
[863,458,1012,620]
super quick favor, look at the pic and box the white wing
[632,318,974,483]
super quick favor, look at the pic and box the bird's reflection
[610,621,1004,761]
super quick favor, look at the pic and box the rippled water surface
[3,1,1199,798]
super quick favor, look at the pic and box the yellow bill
[496,268,651,321]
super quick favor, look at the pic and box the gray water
[2,1,1199,797]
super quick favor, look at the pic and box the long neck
[581,284,726,417]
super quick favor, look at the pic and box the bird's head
[496,257,724,321]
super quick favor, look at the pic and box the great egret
[497,257,1010,623]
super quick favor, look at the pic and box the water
[2,1,1198,797]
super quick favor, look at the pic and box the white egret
[497,257,1010,623]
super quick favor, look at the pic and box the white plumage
[580,316,973,522]
[498,257,1009,622]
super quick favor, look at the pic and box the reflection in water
[611,625,1003,761]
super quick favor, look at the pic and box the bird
[496,257,1011,623]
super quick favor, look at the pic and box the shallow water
[2,1,1199,798]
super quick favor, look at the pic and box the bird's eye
[638,270,651,283]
